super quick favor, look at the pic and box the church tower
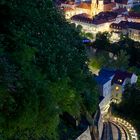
[91,0,104,17]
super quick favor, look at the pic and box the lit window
[118,79,122,83]
[115,86,119,91]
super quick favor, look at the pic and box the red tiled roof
[71,13,92,23]
[71,12,117,25]
[76,3,91,9]
[63,7,74,12]
[93,11,117,24]
[64,1,75,5]
[104,3,116,11]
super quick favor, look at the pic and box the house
[61,0,121,19]
[115,0,135,9]
[95,68,138,103]
[128,22,140,41]
[95,68,115,97]
[127,12,140,23]
[71,11,118,35]
[95,69,115,117]
[110,21,140,41]
[111,70,137,101]
[60,0,137,18]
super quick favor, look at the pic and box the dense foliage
[0,0,98,140]
[88,32,140,68]
[88,49,130,71]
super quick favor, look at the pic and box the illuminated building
[71,11,118,37]
[126,12,140,23]
[95,68,137,102]
[61,0,118,19]
[110,21,140,41]
[111,70,137,102]
[60,0,140,41]
[61,0,138,18]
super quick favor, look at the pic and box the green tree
[0,0,98,139]
[111,50,130,70]
[88,52,107,70]
[88,50,130,73]
[94,32,111,49]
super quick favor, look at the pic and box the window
[118,79,122,83]
[115,86,119,91]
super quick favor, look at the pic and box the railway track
[101,121,130,140]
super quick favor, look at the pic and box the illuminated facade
[61,0,140,42]
[71,11,117,36]
[127,12,140,23]
[110,21,140,42]
[61,0,116,19]
[95,68,137,103]
[128,28,140,41]
[111,70,137,102]
[61,0,137,19]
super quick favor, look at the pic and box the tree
[110,50,130,70]
[88,52,108,70]
[77,25,94,40]
[94,32,111,50]
[88,49,130,73]
[85,32,94,40]
[0,0,98,139]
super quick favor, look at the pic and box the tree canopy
[88,50,130,72]
[0,0,98,140]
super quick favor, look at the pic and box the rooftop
[104,0,112,4]
[71,11,117,25]
[63,7,74,12]
[112,8,127,15]
[63,1,75,5]
[95,68,134,85]
[71,13,92,23]
[128,12,140,18]
[95,68,115,85]
[112,70,133,85]
[99,68,115,78]
[115,0,128,4]
[110,21,129,29]
[93,11,117,24]
[76,2,91,9]
[95,76,111,85]
[129,22,140,30]
[110,21,140,30]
